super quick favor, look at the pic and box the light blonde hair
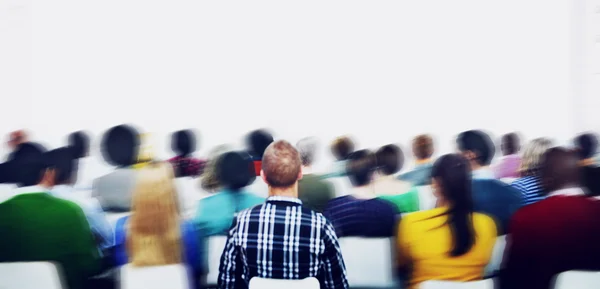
[200,144,232,192]
[519,138,553,176]
[127,162,182,266]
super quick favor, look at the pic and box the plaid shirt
[218,196,349,289]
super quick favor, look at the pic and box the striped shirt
[511,175,545,206]
[323,196,399,237]
[218,196,349,289]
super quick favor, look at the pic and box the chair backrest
[554,271,600,289]
[249,277,320,289]
[206,236,229,286]
[338,237,396,288]
[420,279,494,289]
[417,185,436,211]
[484,235,507,277]
[0,262,64,289]
[120,264,190,289]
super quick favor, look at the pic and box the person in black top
[574,133,600,196]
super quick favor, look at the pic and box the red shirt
[499,195,600,289]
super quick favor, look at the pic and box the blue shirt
[472,179,523,235]
[323,195,399,238]
[194,189,264,236]
[398,163,433,186]
[219,196,348,289]
[511,175,546,206]
[50,185,113,253]
[114,216,203,273]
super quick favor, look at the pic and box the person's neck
[579,158,596,167]
[269,184,299,198]
[352,184,376,199]
[415,158,432,165]
[471,162,486,171]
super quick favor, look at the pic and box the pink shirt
[494,154,521,179]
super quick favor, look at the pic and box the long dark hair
[431,154,475,257]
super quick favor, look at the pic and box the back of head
[574,133,598,160]
[246,129,274,159]
[331,136,355,161]
[200,144,232,192]
[540,147,580,194]
[171,130,196,157]
[8,130,27,149]
[101,124,140,167]
[296,137,318,167]
[346,149,377,187]
[412,134,434,160]
[431,154,474,257]
[218,151,255,191]
[376,144,404,175]
[45,147,78,185]
[519,138,553,176]
[11,142,48,187]
[128,162,182,266]
[262,140,301,188]
[501,132,520,156]
[457,130,495,166]
[68,131,90,159]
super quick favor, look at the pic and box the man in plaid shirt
[218,140,348,289]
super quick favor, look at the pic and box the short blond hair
[262,140,301,188]
[519,138,553,176]
[127,162,182,266]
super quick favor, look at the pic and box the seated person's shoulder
[472,212,498,236]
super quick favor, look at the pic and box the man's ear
[298,167,303,180]
[261,169,267,184]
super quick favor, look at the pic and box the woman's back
[398,207,497,289]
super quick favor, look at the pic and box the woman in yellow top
[397,154,497,289]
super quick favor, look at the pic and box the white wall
[1,0,589,179]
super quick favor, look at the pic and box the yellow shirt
[398,207,497,289]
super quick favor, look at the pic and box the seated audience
[574,133,600,196]
[511,138,553,205]
[374,144,419,213]
[195,151,264,236]
[169,129,206,178]
[494,132,521,179]
[457,130,522,234]
[0,143,101,289]
[324,135,355,178]
[245,129,274,176]
[399,134,435,185]
[114,162,202,274]
[397,154,497,289]
[46,147,113,256]
[324,149,399,237]
[297,137,334,213]
[499,147,600,289]
[218,141,348,289]
[92,124,140,212]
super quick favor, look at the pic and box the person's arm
[320,220,349,289]
[182,221,202,274]
[218,217,241,289]
[65,205,103,284]
[86,198,114,252]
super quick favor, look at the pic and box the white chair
[417,185,436,211]
[554,270,600,289]
[0,262,64,289]
[338,237,397,288]
[249,277,320,289]
[120,264,190,289]
[484,235,506,277]
[206,236,229,286]
[420,279,494,289]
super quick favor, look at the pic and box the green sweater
[378,187,420,213]
[0,193,101,289]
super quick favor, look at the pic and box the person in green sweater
[373,144,420,213]
[0,143,101,289]
[296,137,334,213]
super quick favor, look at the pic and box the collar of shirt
[472,167,495,180]
[14,185,48,197]
[267,195,303,205]
[547,187,585,198]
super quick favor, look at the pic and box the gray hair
[296,137,318,167]
[519,138,553,176]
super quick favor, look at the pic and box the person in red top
[245,129,274,176]
[499,147,600,289]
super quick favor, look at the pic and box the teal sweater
[0,193,101,289]
[194,189,264,236]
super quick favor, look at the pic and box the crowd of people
[1,125,600,289]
